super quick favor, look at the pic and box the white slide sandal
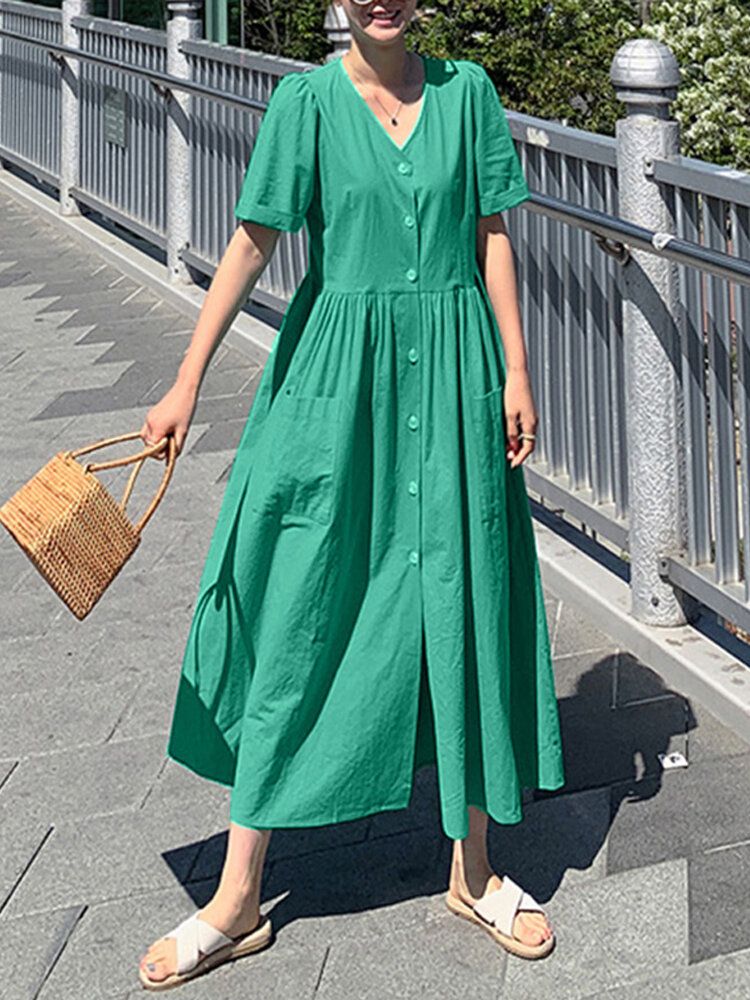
[139,910,273,991]
[445,873,556,960]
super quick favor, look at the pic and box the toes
[139,946,156,970]
[516,911,552,945]
[519,922,544,944]
[140,941,173,982]
[529,913,552,936]
[142,961,170,983]
[140,957,166,983]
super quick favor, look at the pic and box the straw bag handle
[67,430,178,535]
[70,430,171,471]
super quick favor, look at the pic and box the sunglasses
[350,1,404,6]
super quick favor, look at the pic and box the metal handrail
[2,24,749,288]
[0,25,269,113]
[525,194,750,287]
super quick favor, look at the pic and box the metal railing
[0,1,60,183]
[2,0,750,644]
[509,107,750,635]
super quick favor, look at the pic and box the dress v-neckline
[338,53,429,154]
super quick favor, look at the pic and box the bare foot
[450,846,553,946]
[139,894,261,985]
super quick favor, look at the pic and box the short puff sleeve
[469,63,530,217]
[234,71,318,232]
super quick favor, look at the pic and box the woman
[138,0,565,989]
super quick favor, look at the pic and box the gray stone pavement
[1,187,750,999]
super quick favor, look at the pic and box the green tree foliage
[642,0,750,169]
[236,1,329,62]
[120,0,167,29]
[410,0,638,135]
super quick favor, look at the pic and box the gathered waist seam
[318,284,478,295]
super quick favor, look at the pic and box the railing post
[60,0,92,215]
[0,5,5,171]
[323,3,351,61]
[166,0,203,285]
[610,39,690,625]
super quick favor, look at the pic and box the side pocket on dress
[470,384,507,526]
[250,392,342,527]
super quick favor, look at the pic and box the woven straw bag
[0,430,177,620]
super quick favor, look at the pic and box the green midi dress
[166,53,566,841]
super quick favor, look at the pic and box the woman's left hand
[503,368,538,468]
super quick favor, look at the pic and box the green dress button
[406,268,417,282]
[398,161,412,175]
[407,413,419,430]
[408,347,419,363]
[409,549,419,565]
[404,214,415,228]
[408,480,418,495]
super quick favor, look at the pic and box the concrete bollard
[610,38,692,626]
[60,0,92,215]
[166,0,203,285]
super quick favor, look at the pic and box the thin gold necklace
[346,54,414,126]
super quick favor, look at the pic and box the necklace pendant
[391,117,398,125]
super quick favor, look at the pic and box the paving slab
[1,794,226,919]
[0,733,167,826]
[503,858,689,998]
[259,824,451,942]
[606,753,750,873]
[0,904,88,1000]
[143,757,231,814]
[556,658,750,794]
[316,914,507,999]
[552,599,621,657]
[688,843,750,963]
[188,415,255,454]
[0,675,138,758]
[3,340,123,372]
[0,585,69,641]
[582,947,750,999]
[0,811,53,916]
[22,273,135,298]
[109,668,182,741]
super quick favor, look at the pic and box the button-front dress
[166,53,565,841]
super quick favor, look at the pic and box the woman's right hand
[139,379,198,460]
